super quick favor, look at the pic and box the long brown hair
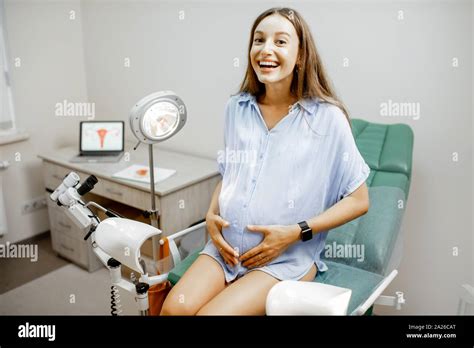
[238,7,351,126]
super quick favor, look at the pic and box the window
[0,0,16,131]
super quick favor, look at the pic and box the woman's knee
[160,292,199,316]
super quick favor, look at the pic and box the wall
[0,0,88,243]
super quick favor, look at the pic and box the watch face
[302,229,312,242]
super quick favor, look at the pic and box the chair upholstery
[351,119,413,198]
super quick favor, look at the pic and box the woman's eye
[253,38,286,45]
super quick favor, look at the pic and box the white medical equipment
[266,281,352,315]
[129,90,186,259]
[49,171,168,315]
[49,91,187,315]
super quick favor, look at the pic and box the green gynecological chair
[158,119,414,315]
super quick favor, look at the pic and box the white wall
[1,0,472,315]
[0,0,88,243]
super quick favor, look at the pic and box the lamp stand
[148,144,160,263]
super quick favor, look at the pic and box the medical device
[129,90,187,260]
[50,91,187,316]
[50,171,167,315]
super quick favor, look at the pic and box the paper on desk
[112,164,176,184]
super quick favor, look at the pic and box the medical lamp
[129,91,187,258]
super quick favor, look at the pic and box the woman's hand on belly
[205,212,239,266]
[239,224,301,269]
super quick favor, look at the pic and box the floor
[0,231,68,294]
[0,232,137,315]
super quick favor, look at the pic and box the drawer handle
[106,188,123,197]
[58,221,72,229]
[60,243,74,252]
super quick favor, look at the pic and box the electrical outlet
[22,196,48,215]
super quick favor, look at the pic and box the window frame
[0,0,16,132]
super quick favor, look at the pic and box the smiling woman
[161,7,370,316]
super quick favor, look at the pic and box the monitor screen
[80,121,124,152]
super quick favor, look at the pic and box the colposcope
[50,91,186,316]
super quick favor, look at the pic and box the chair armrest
[159,221,207,268]
[351,269,398,315]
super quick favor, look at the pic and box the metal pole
[148,144,159,261]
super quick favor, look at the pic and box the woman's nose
[261,40,275,54]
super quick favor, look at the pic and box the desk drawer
[43,161,156,211]
[93,178,157,211]
[56,233,88,267]
[43,162,89,191]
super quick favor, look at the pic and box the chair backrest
[351,119,414,198]
[321,119,414,276]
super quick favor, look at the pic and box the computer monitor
[80,121,124,155]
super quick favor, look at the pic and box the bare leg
[160,254,227,315]
[196,263,317,315]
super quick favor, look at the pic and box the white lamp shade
[130,90,186,144]
[266,280,352,315]
[95,218,161,274]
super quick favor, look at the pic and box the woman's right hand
[205,212,239,266]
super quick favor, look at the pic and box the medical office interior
[0,0,473,316]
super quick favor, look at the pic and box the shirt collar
[236,92,320,115]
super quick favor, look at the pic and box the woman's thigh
[196,263,318,315]
[160,254,227,315]
[299,263,317,282]
[196,269,279,315]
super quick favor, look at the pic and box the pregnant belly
[221,224,264,254]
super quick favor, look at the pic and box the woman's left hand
[239,224,301,269]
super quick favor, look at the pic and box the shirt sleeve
[217,97,233,177]
[331,106,371,200]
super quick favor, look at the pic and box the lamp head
[130,90,187,144]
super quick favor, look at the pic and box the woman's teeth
[259,62,279,69]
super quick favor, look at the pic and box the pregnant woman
[161,7,370,315]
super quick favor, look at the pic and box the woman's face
[250,14,300,87]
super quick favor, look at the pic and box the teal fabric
[168,249,201,286]
[314,260,384,315]
[320,186,405,275]
[352,119,414,198]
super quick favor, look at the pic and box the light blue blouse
[199,92,370,282]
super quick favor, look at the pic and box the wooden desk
[38,142,220,271]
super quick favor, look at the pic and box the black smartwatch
[298,221,312,242]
